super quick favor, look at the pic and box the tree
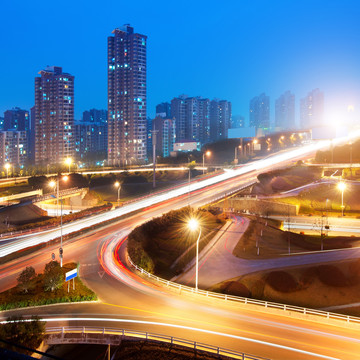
[0,316,45,355]
[43,261,63,292]
[17,266,36,294]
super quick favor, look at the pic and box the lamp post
[188,218,201,291]
[202,151,211,174]
[4,163,10,178]
[49,175,68,267]
[65,158,72,173]
[114,181,121,207]
[337,181,346,217]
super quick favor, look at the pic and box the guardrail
[127,256,360,327]
[46,326,270,360]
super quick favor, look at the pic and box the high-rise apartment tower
[275,91,295,130]
[34,66,75,166]
[107,25,147,166]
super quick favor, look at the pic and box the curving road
[1,141,360,359]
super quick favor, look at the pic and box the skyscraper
[171,95,187,142]
[249,93,270,130]
[300,88,324,129]
[275,91,295,130]
[107,25,147,166]
[210,100,231,142]
[34,66,75,166]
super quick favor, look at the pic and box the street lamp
[337,181,346,217]
[202,151,211,174]
[65,158,72,173]
[49,175,68,267]
[4,163,11,178]
[114,181,121,207]
[188,218,201,291]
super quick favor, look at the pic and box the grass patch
[0,262,97,311]
[209,259,360,313]
[232,215,360,260]
[127,207,226,279]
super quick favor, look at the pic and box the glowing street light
[65,158,72,173]
[4,163,10,178]
[49,175,68,267]
[337,181,346,217]
[114,181,121,207]
[202,151,211,174]
[188,218,201,291]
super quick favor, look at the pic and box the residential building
[0,131,27,167]
[74,121,107,160]
[210,99,231,142]
[152,116,175,158]
[107,25,147,166]
[171,95,187,141]
[249,93,270,130]
[300,88,324,129]
[83,109,107,123]
[34,66,75,166]
[275,91,295,130]
[4,107,30,131]
[231,115,245,128]
[155,102,171,118]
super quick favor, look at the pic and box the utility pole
[151,128,159,189]
[287,204,291,255]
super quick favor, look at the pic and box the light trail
[0,317,341,360]
[1,135,359,259]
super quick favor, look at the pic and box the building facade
[107,25,147,166]
[300,88,324,129]
[275,91,295,130]
[34,66,75,166]
[171,95,187,142]
[152,116,176,158]
[210,99,231,142]
[155,102,171,118]
[0,131,27,167]
[249,93,270,130]
[74,121,108,160]
[83,109,107,123]
[4,107,30,131]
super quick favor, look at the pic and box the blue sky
[1,0,360,126]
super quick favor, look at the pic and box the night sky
[1,0,360,126]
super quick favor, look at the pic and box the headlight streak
[1,135,359,259]
[0,317,341,360]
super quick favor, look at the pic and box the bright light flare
[49,180,56,188]
[188,219,199,231]
[337,182,346,192]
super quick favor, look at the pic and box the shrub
[317,265,348,287]
[266,271,298,293]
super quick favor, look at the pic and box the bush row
[0,293,97,311]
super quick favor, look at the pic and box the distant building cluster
[0,22,326,170]
[243,88,324,136]
[151,96,231,157]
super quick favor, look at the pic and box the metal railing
[128,256,360,327]
[46,326,270,360]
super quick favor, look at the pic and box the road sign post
[65,268,78,292]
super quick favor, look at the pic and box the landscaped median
[0,262,97,311]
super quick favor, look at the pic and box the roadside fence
[46,326,270,360]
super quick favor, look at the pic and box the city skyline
[1,0,360,126]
